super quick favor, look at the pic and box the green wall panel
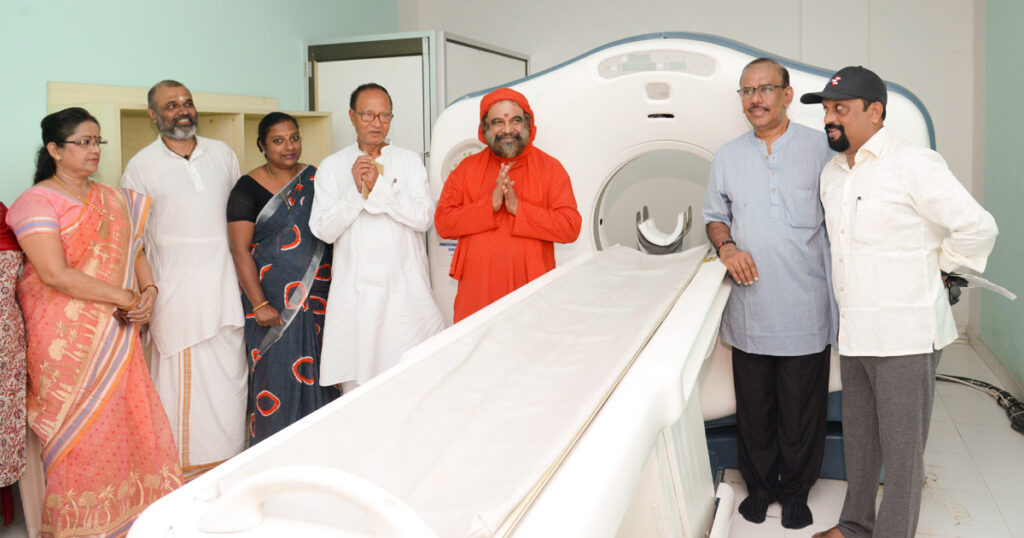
[0,0,398,203]
[981,0,1024,387]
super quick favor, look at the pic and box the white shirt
[820,127,997,356]
[309,143,445,385]
[121,136,244,358]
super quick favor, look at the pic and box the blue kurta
[702,122,837,356]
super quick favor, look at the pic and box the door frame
[306,31,529,161]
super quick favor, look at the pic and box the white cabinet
[48,81,332,185]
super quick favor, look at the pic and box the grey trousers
[837,350,941,538]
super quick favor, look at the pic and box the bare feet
[811,526,845,538]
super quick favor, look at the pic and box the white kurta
[820,127,997,356]
[122,136,247,472]
[310,144,445,385]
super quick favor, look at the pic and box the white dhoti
[123,135,248,479]
[151,326,247,478]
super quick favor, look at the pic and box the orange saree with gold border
[16,184,182,537]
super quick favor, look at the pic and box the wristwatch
[714,239,736,257]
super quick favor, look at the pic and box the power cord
[936,373,1024,435]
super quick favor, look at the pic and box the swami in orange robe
[434,88,582,322]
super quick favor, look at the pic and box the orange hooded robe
[434,88,582,322]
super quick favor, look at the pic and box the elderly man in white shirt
[802,67,998,538]
[309,83,444,393]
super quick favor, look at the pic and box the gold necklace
[264,163,300,210]
[53,175,107,218]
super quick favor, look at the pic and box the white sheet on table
[224,245,707,537]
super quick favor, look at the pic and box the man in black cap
[801,67,998,538]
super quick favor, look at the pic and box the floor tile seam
[954,420,1024,452]
[924,448,975,458]
[920,481,994,495]
[923,425,970,454]
[918,485,1015,537]
[948,414,1017,428]
[965,451,1024,500]
[940,389,1010,404]
[920,454,990,495]
[989,493,1024,527]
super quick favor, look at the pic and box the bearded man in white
[122,80,246,478]
[310,83,445,392]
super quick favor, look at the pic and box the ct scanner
[129,33,933,537]
[426,32,932,325]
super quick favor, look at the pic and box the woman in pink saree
[6,107,182,537]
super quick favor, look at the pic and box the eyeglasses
[64,137,108,147]
[736,84,786,99]
[355,111,394,123]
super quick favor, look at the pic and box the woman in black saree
[227,112,339,444]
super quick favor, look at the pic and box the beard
[156,112,198,140]
[484,125,530,158]
[826,123,850,152]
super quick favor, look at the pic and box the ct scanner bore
[594,147,711,253]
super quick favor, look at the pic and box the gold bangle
[251,300,270,313]
[142,283,159,294]
[115,289,140,310]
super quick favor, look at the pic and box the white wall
[399,0,982,333]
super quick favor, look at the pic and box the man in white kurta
[803,67,997,538]
[310,83,445,388]
[121,80,247,478]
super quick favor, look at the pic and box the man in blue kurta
[703,58,836,530]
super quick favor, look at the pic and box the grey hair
[147,80,188,111]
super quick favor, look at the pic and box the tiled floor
[0,344,1019,537]
[726,343,1024,537]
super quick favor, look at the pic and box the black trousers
[732,345,830,505]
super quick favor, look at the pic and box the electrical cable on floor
[936,275,1021,435]
[936,373,1024,435]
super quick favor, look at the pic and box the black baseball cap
[800,66,887,106]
